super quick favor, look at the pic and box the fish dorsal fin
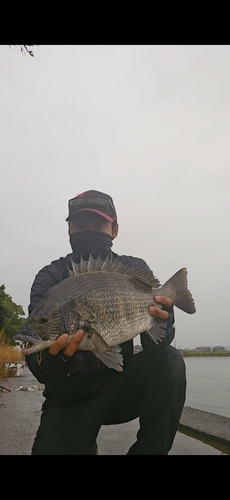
[70,254,161,288]
[67,264,74,276]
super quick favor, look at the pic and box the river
[184,356,230,418]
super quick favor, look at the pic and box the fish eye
[38,314,49,324]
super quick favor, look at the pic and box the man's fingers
[154,295,173,308]
[63,329,85,357]
[49,334,69,356]
[148,306,169,320]
[148,295,173,320]
[48,330,85,357]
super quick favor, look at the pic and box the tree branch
[9,45,39,57]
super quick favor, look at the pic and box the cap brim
[66,208,115,223]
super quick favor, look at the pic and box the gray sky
[1,44,230,350]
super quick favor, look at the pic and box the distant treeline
[134,346,230,357]
[179,350,230,357]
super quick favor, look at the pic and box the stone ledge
[179,407,230,454]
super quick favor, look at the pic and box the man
[26,189,186,455]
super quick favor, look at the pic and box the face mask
[69,230,113,260]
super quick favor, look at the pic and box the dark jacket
[26,252,175,402]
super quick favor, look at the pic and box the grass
[0,330,24,381]
[180,350,230,357]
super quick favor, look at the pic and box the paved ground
[0,367,226,455]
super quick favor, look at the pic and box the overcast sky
[1,44,230,349]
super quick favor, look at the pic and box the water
[184,356,230,418]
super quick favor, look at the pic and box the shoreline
[180,351,230,357]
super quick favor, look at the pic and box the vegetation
[0,284,26,345]
[0,330,24,381]
[179,350,230,357]
[8,45,39,57]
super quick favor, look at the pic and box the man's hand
[48,329,85,357]
[148,296,173,320]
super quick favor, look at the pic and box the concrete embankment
[0,367,229,455]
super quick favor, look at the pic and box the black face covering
[69,230,113,260]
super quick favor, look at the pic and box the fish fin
[92,346,123,372]
[67,264,74,276]
[161,268,196,314]
[146,318,168,344]
[104,257,161,287]
[71,255,103,275]
[89,329,124,371]
[71,260,80,275]
[70,254,161,288]
[89,329,110,351]
[93,254,107,271]
[79,256,87,273]
[86,254,95,272]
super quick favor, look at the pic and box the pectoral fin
[90,329,111,351]
[92,346,123,372]
[89,330,124,371]
[146,318,167,344]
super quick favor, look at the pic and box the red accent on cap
[77,191,89,198]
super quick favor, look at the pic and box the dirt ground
[0,366,223,455]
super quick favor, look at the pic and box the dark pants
[31,346,186,455]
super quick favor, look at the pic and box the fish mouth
[15,333,54,355]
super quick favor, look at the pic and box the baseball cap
[66,190,117,223]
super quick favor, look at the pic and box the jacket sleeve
[28,261,67,314]
[26,348,102,385]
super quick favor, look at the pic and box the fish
[15,255,196,371]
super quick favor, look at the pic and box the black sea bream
[15,255,196,371]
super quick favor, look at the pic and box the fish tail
[162,268,196,314]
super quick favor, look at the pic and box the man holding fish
[17,190,195,454]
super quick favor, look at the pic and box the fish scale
[15,254,196,372]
